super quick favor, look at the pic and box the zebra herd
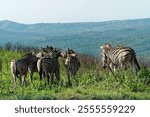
[11,46,80,88]
[10,43,140,88]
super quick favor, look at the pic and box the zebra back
[101,43,140,73]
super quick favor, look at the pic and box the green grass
[0,50,150,100]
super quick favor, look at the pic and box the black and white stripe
[100,43,140,74]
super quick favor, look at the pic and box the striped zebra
[64,49,80,85]
[11,53,37,88]
[38,48,62,84]
[100,43,140,74]
[36,46,55,80]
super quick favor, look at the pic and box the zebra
[38,48,62,85]
[36,46,55,80]
[64,48,80,85]
[11,53,37,88]
[100,43,140,74]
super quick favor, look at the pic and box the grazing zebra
[64,49,80,85]
[11,53,36,88]
[100,43,140,74]
[39,48,62,84]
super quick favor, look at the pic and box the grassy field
[0,50,150,100]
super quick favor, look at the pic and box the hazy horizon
[1,17,150,25]
[0,0,150,24]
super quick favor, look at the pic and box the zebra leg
[39,69,44,81]
[55,69,60,84]
[51,73,54,84]
[39,70,42,80]
[67,68,72,86]
[30,71,33,83]
[28,68,31,82]
[120,63,123,70]
[18,75,22,86]
[13,74,16,89]
[21,75,25,86]
[39,66,43,80]
[43,71,47,85]
[21,72,27,86]
[72,68,77,79]
[109,63,114,71]
[47,73,50,85]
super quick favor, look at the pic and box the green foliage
[0,50,150,100]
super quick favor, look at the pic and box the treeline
[0,42,150,69]
[0,42,39,53]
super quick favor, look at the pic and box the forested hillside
[0,18,150,57]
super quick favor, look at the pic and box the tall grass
[0,50,150,100]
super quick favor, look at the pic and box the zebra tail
[11,59,19,78]
[134,56,140,70]
[131,54,140,74]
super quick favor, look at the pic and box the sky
[0,0,150,24]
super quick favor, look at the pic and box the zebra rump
[40,57,60,84]
[11,59,28,88]
[39,48,61,84]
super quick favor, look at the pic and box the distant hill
[0,18,150,57]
